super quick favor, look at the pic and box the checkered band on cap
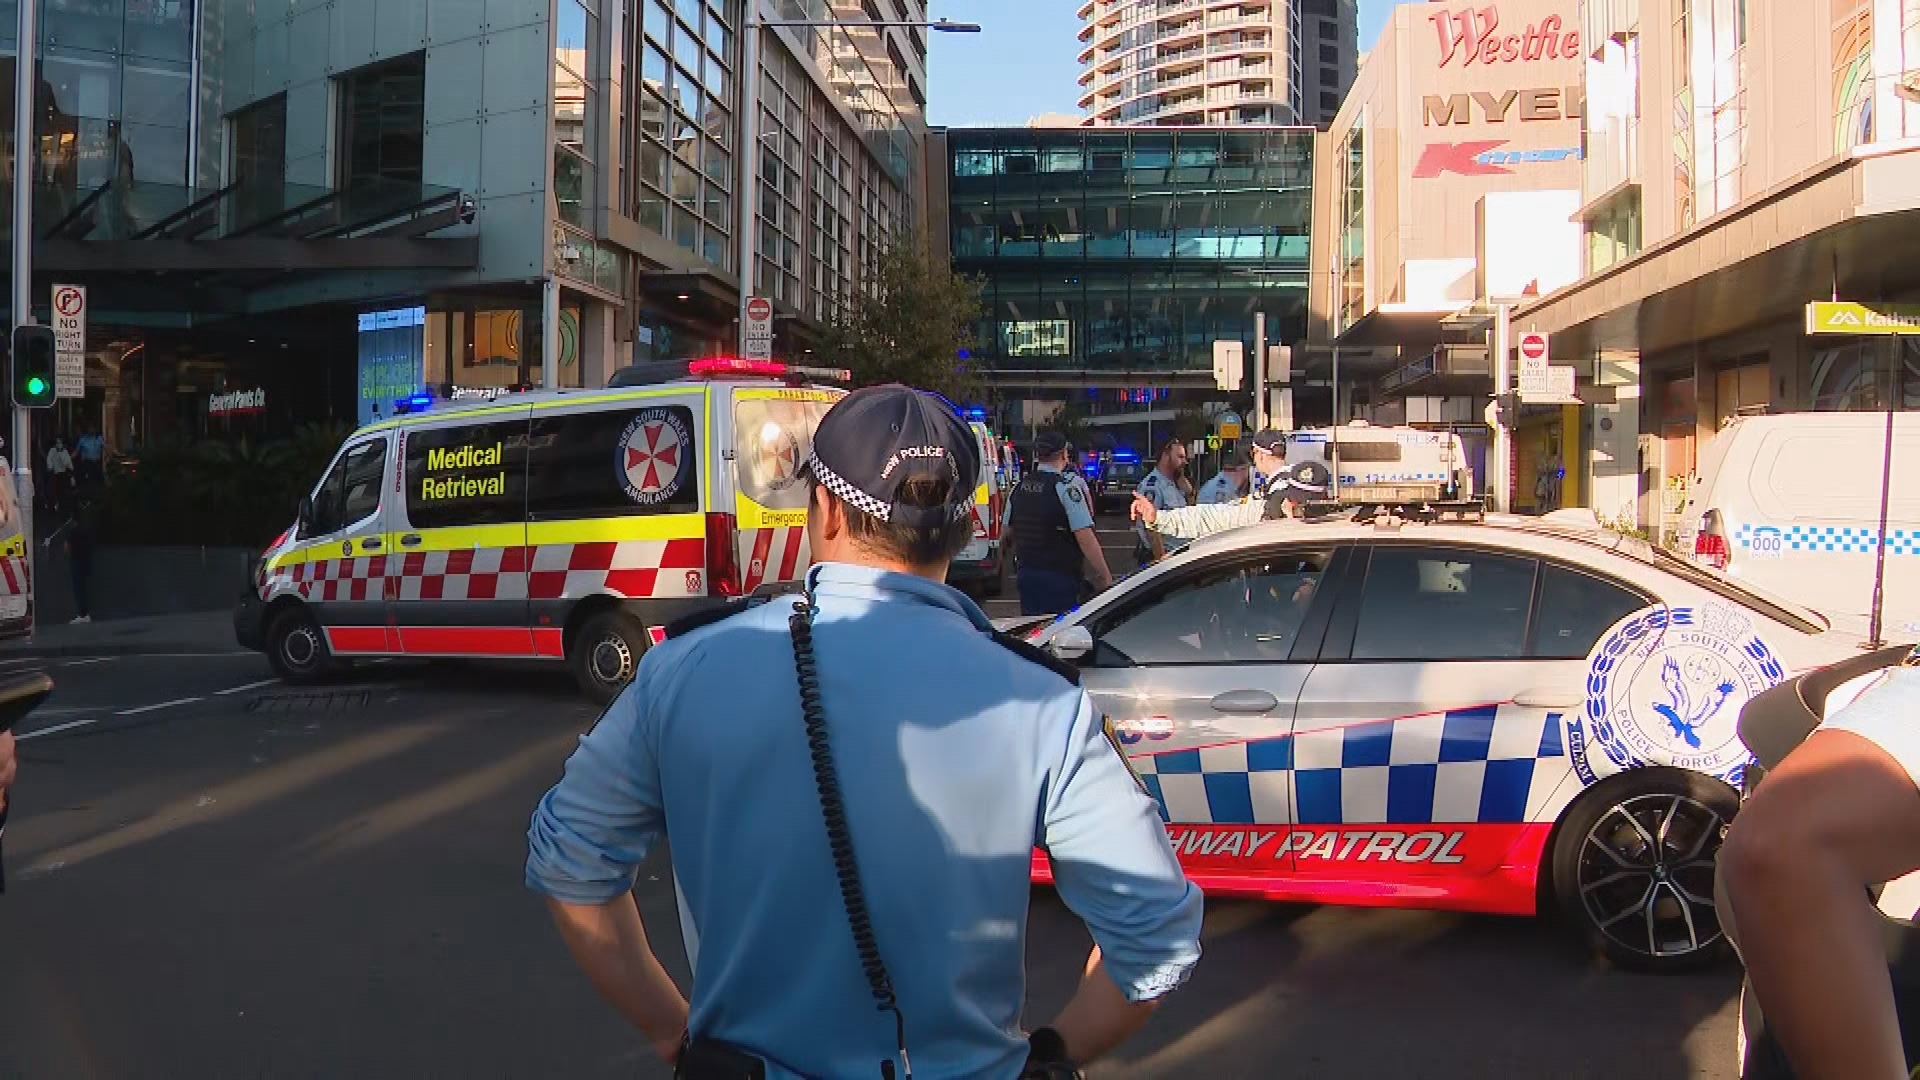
[808,448,895,521]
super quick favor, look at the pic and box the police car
[1020,505,1863,971]
[234,357,844,702]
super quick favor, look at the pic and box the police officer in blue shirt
[526,384,1204,1080]
[1005,431,1114,616]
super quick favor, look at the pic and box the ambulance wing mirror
[296,494,314,532]
[1048,625,1095,663]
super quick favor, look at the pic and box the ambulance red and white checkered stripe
[261,539,708,603]
[740,526,806,594]
[0,555,31,597]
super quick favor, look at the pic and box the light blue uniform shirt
[1197,470,1245,505]
[1134,468,1188,547]
[526,562,1203,1080]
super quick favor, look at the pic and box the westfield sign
[1430,4,1581,67]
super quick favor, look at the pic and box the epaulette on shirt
[663,595,775,639]
[991,629,1082,686]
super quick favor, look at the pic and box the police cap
[807,384,982,528]
[1247,429,1288,455]
[1278,460,1333,501]
[1032,430,1069,458]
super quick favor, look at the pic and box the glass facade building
[947,127,1313,383]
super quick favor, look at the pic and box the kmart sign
[1806,301,1920,335]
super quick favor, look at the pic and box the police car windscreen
[736,397,831,510]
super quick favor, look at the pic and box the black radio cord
[788,599,911,1080]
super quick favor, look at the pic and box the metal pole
[541,277,560,388]
[737,12,763,357]
[1867,339,1897,649]
[1330,344,1341,500]
[1252,312,1267,432]
[12,0,39,640]
[1490,303,1513,513]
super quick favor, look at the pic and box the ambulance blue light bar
[393,392,436,414]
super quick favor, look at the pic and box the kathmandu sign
[1413,140,1583,178]
[1430,4,1581,68]
[1806,301,1920,336]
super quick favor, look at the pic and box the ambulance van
[0,459,30,637]
[948,420,1009,597]
[234,357,845,701]
[1681,411,1920,640]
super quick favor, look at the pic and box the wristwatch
[1023,1027,1084,1079]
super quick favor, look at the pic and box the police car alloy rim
[1576,793,1727,961]
[589,634,633,685]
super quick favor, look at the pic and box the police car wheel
[571,610,645,704]
[1550,768,1739,973]
[266,608,332,683]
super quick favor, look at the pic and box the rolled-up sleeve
[525,669,668,905]
[1040,693,1203,1002]
[1822,669,1920,789]
[1149,500,1262,541]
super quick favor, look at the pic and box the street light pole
[735,12,980,358]
[12,0,39,636]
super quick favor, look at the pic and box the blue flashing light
[1111,449,1138,463]
[962,406,987,420]
[957,348,971,360]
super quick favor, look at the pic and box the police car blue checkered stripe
[1130,705,1567,827]
[1736,523,1920,555]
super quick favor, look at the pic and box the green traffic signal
[25,378,46,395]
[9,325,57,408]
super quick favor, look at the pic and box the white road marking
[60,657,113,667]
[17,717,101,740]
[115,696,204,716]
[0,656,52,668]
[215,679,278,696]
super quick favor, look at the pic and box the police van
[234,357,845,701]
[1681,411,1920,640]
[1284,422,1474,504]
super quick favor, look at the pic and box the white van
[1681,412,1920,640]
[949,420,1009,597]
[1284,422,1475,503]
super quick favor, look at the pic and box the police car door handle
[360,537,383,551]
[399,534,423,547]
[1515,684,1582,709]
[1210,689,1279,715]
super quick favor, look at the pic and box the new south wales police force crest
[1571,601,1787,789]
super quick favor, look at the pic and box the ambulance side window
[527,405,701,519]
[309,438,386,536]
[404,420,530,529]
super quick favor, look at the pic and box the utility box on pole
[1211,339,1244,391]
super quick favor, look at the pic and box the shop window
[404,419,531,529]
[527,405,701,519]
[338,53,426,191]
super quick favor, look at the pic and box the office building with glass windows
[3,0,927,455]
[932,125,1315,450]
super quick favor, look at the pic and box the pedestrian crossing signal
[9,325,55,408]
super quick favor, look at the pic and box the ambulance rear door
[732,385,837,593]
[390,404,535,657]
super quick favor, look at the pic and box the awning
[1513,142,1920,357]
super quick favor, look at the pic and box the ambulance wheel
[266,607,334,684]
[1550,768,1739,973]
[571,610,646,705]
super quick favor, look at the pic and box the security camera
[457,194,478,225]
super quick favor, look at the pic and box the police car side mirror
[1049,625,1095,663]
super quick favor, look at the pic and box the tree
[815,236,987,401]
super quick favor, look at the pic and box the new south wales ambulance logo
[617,409,691,505]
[1571,603,1786,787]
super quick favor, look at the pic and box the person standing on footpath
[525,384,1203,1080]
[1003,430,1114,616]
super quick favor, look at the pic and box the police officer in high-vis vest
[525,384,1203,1080]
[1005,430,1113,616]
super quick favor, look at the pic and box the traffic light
[10,325,55,408]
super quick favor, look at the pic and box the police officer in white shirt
[1722,647,1920,1080]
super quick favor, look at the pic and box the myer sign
[1806,301,1920,336]
[1423,87,1586,126]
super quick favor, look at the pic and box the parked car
[1018,505,1859,972]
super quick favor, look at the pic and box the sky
[926,0,1419,127]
